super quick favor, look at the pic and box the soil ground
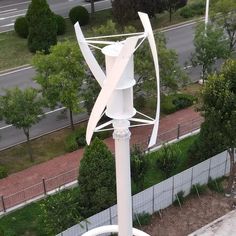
[141,190,235,236]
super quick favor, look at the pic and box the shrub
[161,93,195,114]
[133,212,151,227]
[78,138,116,217]
[134,94,146,110]
[180,0,205,18]
[14,16,29,38]
[26,0,57,53]
[0,166,8,179]
[180,6,194,18]
[173,191,185,206]
[172,93,194,110]
[208,177,224,193]
[156,144,181,177]
[64,126,86,152]
[69,6,89,25]
[131,145,147,189]
[161,95,176,114]
[55,14,66,35]
[190,184,207,196]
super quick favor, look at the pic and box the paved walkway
[0,107,202,210]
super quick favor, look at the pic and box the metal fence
[57,150,230,236]
[0,116,203,214]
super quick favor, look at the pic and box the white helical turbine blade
[138,12,161,148]
[74,22,105,87]
[86,36,139,144]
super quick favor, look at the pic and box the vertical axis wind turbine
[75,12,160,236]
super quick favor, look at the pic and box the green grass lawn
[0,135,197,236]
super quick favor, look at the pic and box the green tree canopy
[0,87,44,161]
[189,59,236,193]
[78,138,116,217]
[192,23,230,82]
[26,0,57,53]
[33,41,86,130]
[212,0,236,51]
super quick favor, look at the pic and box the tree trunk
[91,0,95,14]
[226,147,235,195]
[69,109,75,131]
[169,6,172,22]
[24,129,33,162]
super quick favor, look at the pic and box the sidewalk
[0,107,202,210]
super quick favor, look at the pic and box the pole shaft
[205,0,210,30]
[113,120,133,236]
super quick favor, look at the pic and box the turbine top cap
[101,43,123,57]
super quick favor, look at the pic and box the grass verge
[0,7,202,72]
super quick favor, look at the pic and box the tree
[135,33,188,96]
[33,41,86,130]
[78,138,116,217]
[26,0,57,53]
[130,145,147,191]
[212,0,236,52]
[197,59,236,194]
[0,87,44,162]
[191,23,230,82]
[39,188,83,235]
[162,0,187,22]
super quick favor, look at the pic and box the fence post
[224,152,228,175]
[1,195,6,212]
[152,186,155,214]
[109,207,112,225]
[42,178,47,195]
[177,124,180,139]
[190,167,194,187]
[172,177,175,203]
[208,158,212,180]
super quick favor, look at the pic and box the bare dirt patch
[141,190,235,236]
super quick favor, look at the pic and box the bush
[190,184,207,196]
[208,177,224,193]
[180,6,194,18]
[55,14,66,35]
[69,6,89,25]
[26,0,57,53]
[133,212,151,227]
[64,126,86,152]
[156,144,181,177]
[161,93,195,114]
[131,145,147,189]
[172,93,194,110]
[14,16,29,38]
[0,166,8,179]
[161,95,176,114]
[180,1,205,18]
[173,191,185,206]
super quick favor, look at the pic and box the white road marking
[0,23,14,27]
[0,13,25,20]
[0,1,30,10]
[0,8,17,14]
[0,66,33,77]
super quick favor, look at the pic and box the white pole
[113,119,133,236]
[205,0,210,31]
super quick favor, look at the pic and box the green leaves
[192,23,230,80]
[0,87,44,130]
[33,41,86,129]
[78,138,116,217]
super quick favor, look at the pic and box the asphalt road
[0,0,111,33]
[0,20,203,150]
